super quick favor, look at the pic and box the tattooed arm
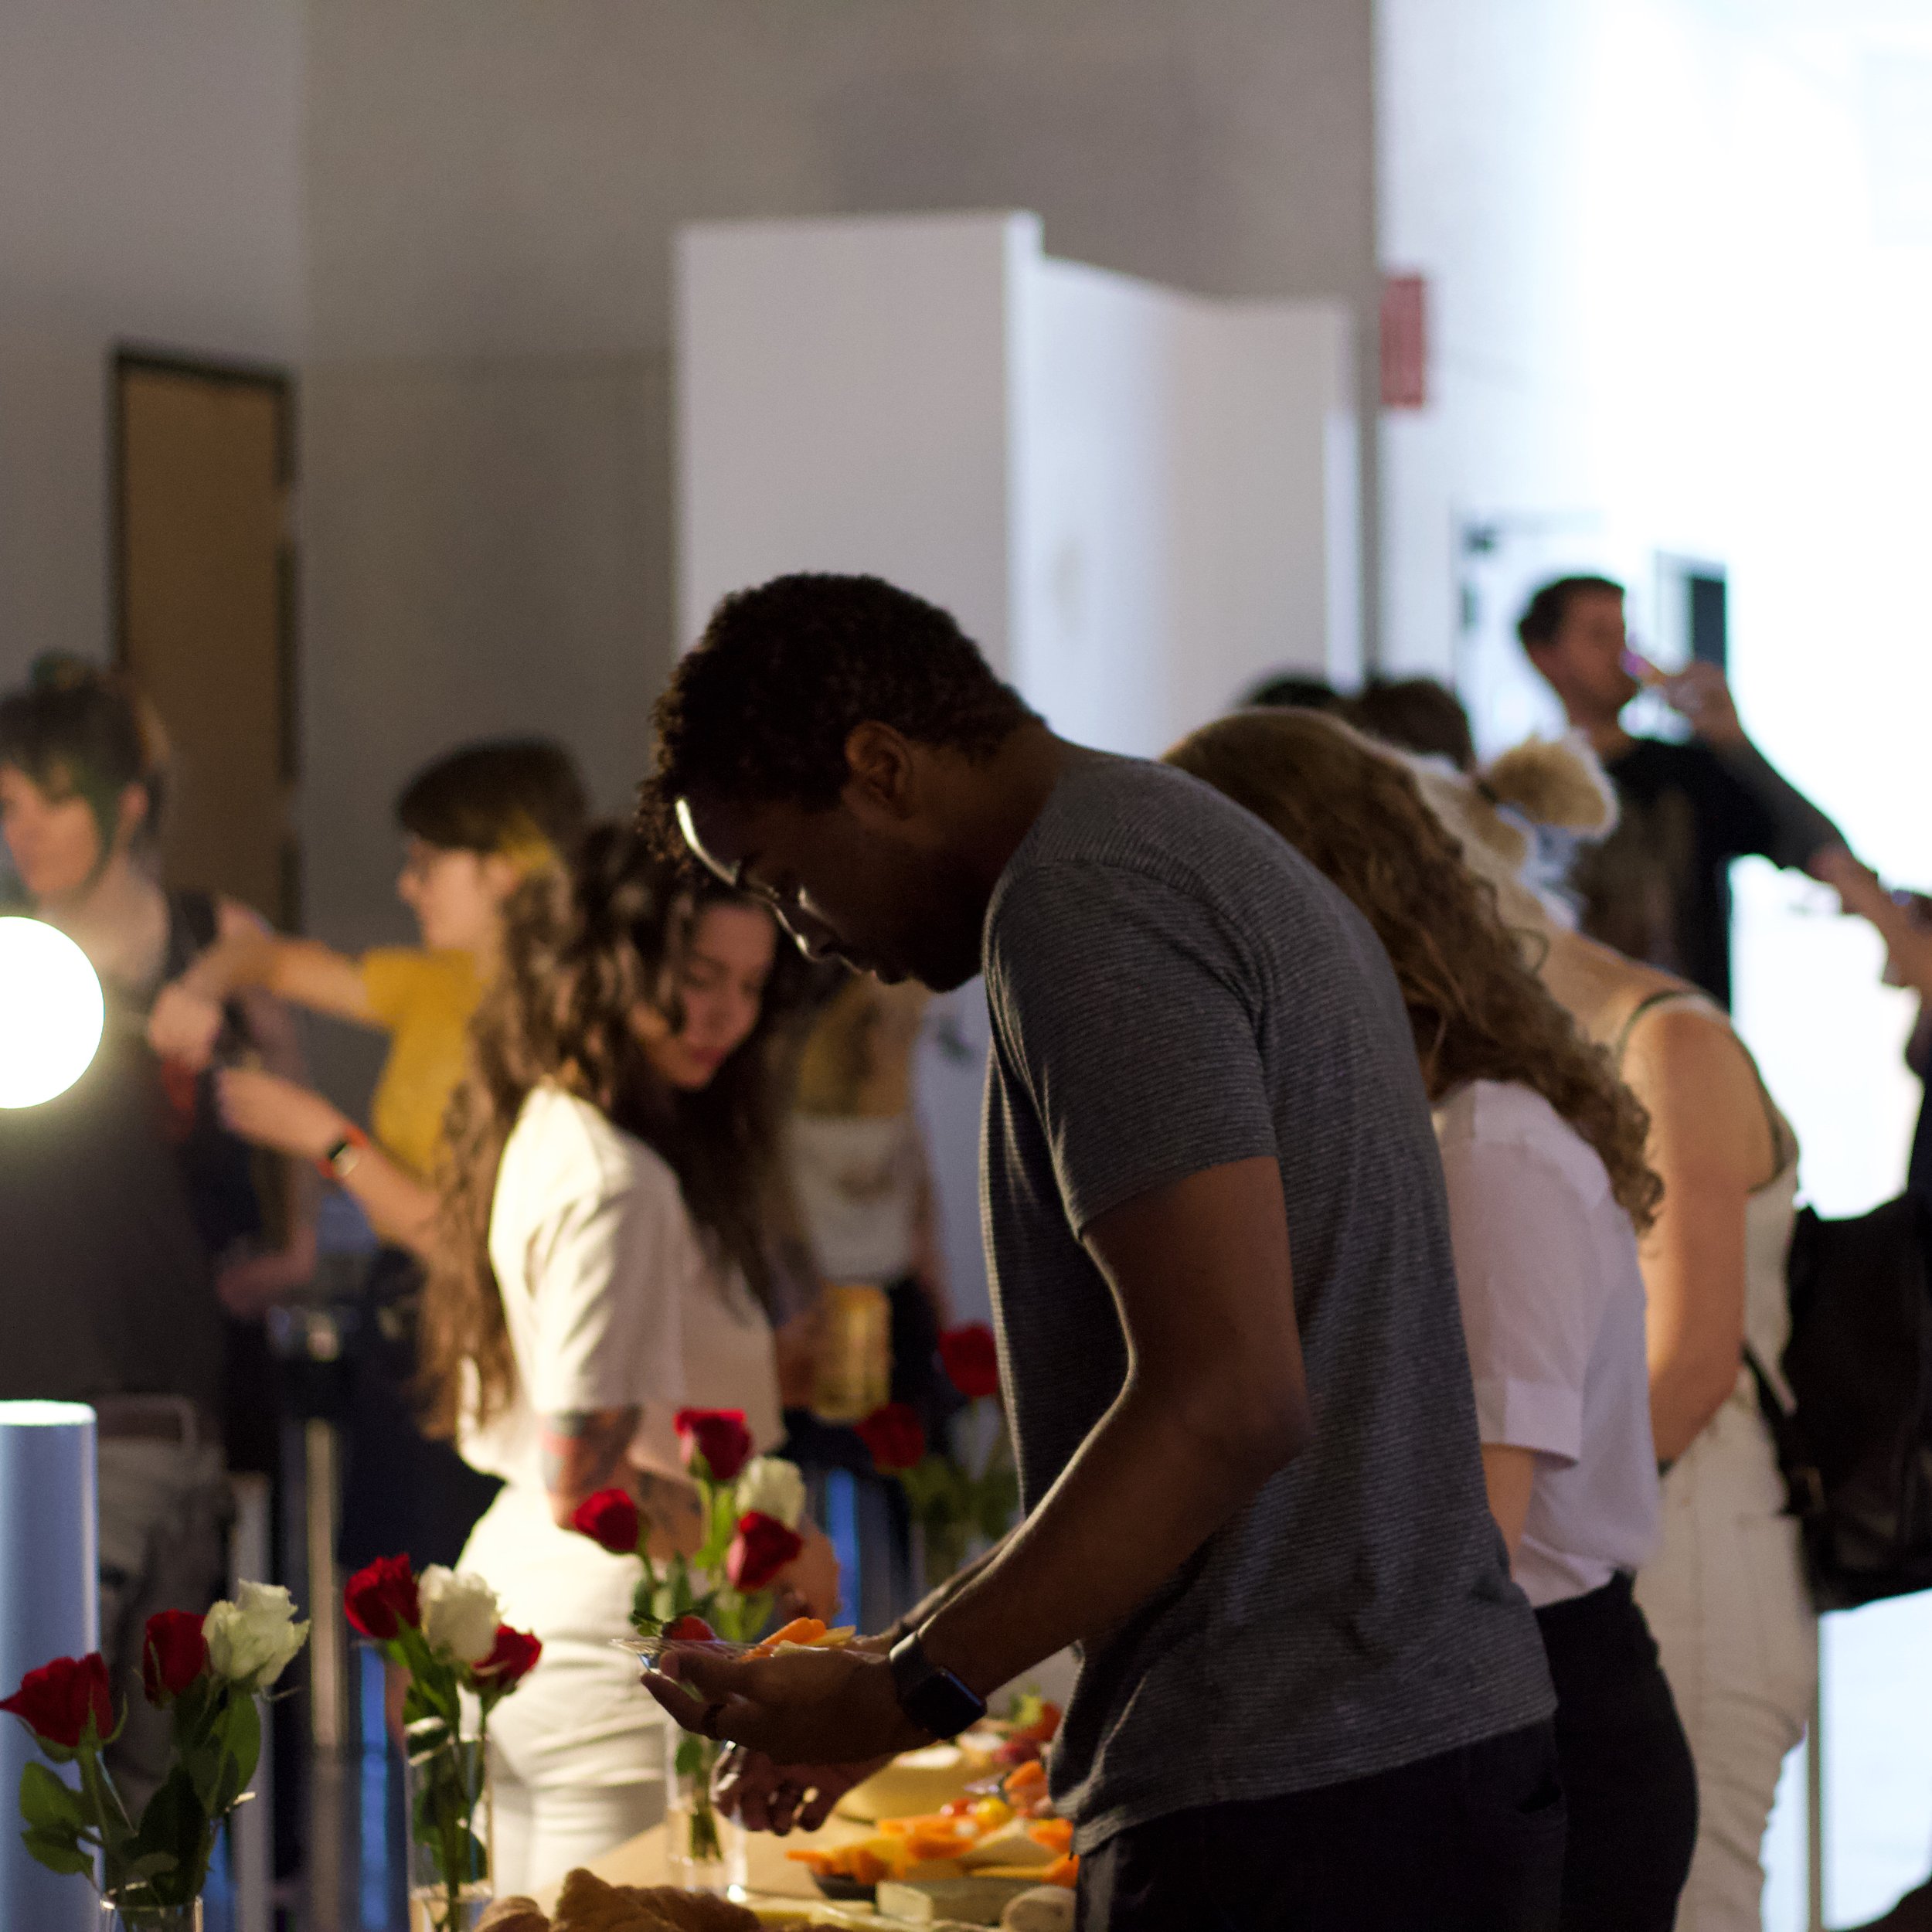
[542,1407,705,1558]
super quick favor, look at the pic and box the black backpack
[1748,1192,1932,1611]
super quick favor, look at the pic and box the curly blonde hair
[1165,709,1661,1231]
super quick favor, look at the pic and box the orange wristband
[315,1124,370,1182]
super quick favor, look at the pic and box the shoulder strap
[1611,990,1695,1069]
[166,888,221,972]
[1614,985,1791,1174]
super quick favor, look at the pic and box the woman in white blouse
[1168,709,1697,1932]
[418,825,836,1895]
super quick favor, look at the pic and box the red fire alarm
[1380,272,1429,410]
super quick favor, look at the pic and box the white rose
[203,1582,311,1693]
[418,1567,501,1665]
[734,1456,807,1531]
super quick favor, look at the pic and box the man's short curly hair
[642,573,1033,842]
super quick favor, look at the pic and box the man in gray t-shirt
[639,574,1561,1930]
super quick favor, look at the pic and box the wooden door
[115,354,298,927]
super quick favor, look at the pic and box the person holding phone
[1516,574,1849,1010]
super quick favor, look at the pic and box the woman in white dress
[419,825,837,1895]
[1415,736,1816,1932]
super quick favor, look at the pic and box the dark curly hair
[420,821,811,1437]
[1166,709,1662,1233]
[1517,574,1624,651]
[641,573,1033,845]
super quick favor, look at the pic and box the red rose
[343,1554,420,1641]
[475,1624,542,1689]
[856,1402,927,1472]
[726,1512,804,1593]
[938,1324,1001,1402]
[141,1610,209,1706]
[674,1408,753,1484]
[570,1488,642,1556]
[1,1653,115,1750]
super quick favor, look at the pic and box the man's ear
[841,722,920,825]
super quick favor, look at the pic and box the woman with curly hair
[421,823,837,1894]
[1417,736,1817,1932]
[1167,708,1696,1932]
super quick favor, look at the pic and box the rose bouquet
[2,1583,309,1930]
[861,1323,1019,1594]
[570,1407,815,1887]
[342,1556,540,1931]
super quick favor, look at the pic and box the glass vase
[405,1728,492,1931]
[101,1899,202,1932]
[665,1726,748,1896]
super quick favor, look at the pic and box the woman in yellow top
[148,737,588,1570]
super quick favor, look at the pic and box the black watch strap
[888,1628,987,1741]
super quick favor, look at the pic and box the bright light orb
[0,917,106,1109]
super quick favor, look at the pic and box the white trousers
[1635,1392,1818,1932]
[485,1634,668,1898]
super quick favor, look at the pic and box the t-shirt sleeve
[986,860,1278,1233]
[1437,1124,1601,1463]
[520,1170,687,1419]
[1702,741,1842,869]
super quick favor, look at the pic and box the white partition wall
[676,211,1360,752]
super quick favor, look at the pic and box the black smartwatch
[887,1628,987,1740]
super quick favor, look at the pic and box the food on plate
[662,1614,717,1642]
[743,1617,856,1660]
[999,1889,1076,1932]
[801,1767,1078,1906]
[988,1696,1061,1768]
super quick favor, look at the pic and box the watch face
[910,1666,985,1741]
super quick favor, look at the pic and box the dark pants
[1536,1573,1698,1932]
[1076,1719,1566,1931]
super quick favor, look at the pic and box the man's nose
[777,905,840,964]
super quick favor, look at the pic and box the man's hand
[713,1743,891,1835]
[641,1641,927,1768]
[1651,661,1745,746]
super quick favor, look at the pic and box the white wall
[1014,264,1359,750]
[1380,6,1932,1920]
[678,213,1361,757]
[0,0,306,692]
[676,214,1026,675]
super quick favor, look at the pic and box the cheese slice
[957,1826,1056,1874]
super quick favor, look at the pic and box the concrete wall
[300,0,1380,962]
[0,0,306,693]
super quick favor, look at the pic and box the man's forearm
[883,1535,1009,1645]
[915,1377,1297,1697]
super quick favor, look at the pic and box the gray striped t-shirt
[980,757,1553,1852]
